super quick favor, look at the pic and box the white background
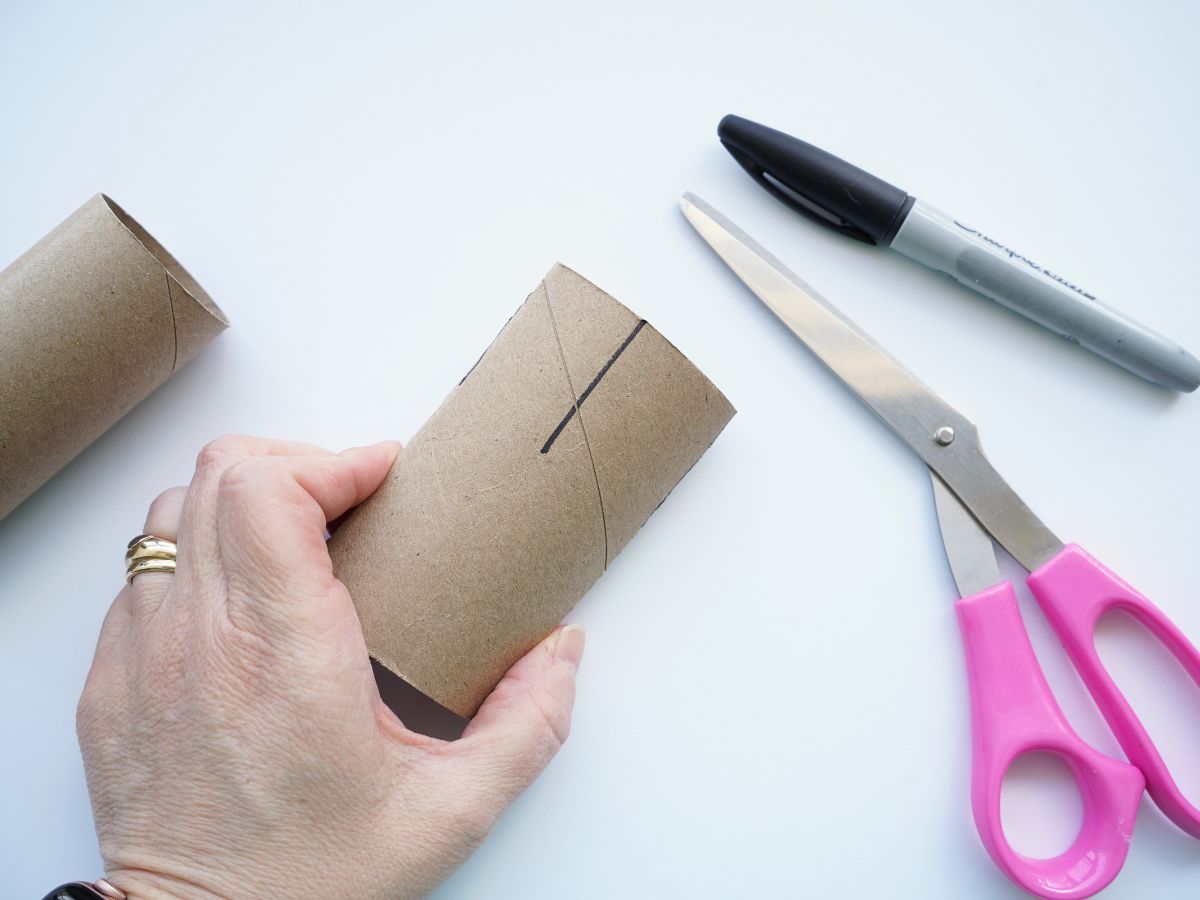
[1,2,1198,897]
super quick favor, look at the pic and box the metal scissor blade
[680,192,1063,571]
[930,470,1001,597]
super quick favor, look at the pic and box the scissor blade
[680,192,1062,571]
[931,471,1002,598]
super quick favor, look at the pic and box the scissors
[679,192,1200,899]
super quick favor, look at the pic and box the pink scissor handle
[957,583,1144,899]
[1029,544,1200,838]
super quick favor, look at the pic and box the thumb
[453,625,586,800]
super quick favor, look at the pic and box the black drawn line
[540,319,646,454]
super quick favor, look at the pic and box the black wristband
[42,884,110,900]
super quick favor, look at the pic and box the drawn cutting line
[540,318,646,455]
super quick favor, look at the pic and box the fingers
[102,436,399,685]
[273,442,401,522]
[174,435,345,591]
[128,486,187,618]
[215,442,400,625]
[453,626,585,801]
[164,435,397,609]
[194,433,340,467]
[144,485,187,541]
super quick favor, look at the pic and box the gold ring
[125,533,178,582]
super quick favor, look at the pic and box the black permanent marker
[718,114,1200,392]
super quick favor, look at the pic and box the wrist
[101,869,222,900]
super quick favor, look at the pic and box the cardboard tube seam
[101,194,229,369]
[541,279,611,570]
[163,270,180,372]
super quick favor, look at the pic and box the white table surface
[2,2,1198,897]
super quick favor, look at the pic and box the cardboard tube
[330,264,734,717]
[0,194,227,520]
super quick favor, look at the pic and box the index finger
[215,442,400,624]
[175,434,360,589]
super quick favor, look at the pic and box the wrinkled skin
[77,435,585,899]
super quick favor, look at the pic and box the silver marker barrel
[890,200,1200,392]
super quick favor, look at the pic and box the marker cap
[718,114,914,245]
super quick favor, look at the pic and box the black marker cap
[718,114,914,246]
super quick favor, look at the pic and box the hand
[76,435,585,899]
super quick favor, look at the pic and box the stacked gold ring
[125,533,178,582]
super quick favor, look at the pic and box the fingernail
[550,624,586,670]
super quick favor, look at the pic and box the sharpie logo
[953,220,1097,301]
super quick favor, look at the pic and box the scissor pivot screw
[933,426,955,446]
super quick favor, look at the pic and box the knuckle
[216,457,274,502]
[195,434,254,470]
[302,461,362,512]
[513,679,572,752]
[531,694,571,750]
[322,463,359,501]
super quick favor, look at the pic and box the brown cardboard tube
[329,264,734,717]
[0,194,227,520]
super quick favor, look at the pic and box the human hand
[76,435,585,899]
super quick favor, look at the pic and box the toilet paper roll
[330,264,734,717]
[0,194,228,520]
